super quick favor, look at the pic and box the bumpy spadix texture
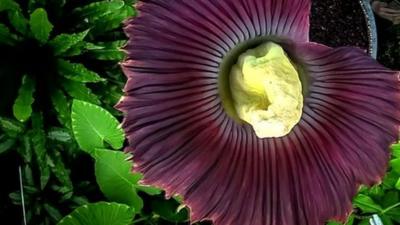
[230,42,303,138]
[117,0,400,225]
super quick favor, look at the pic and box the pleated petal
[117,1,400,225]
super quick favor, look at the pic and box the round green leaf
[57,202,133,225]
[71,100,124,153]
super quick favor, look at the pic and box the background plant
[0,0,399,225]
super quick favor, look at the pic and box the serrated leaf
[88,40,125,61]
[51,89,71,128]
[62,79,100,105]
[23,164,35,186]
[17,136,32,163]
[73,1,125,24]
[94,149,143,210]
[57,202,133,225]
[0,117,24,137]
[29,8,53,44]
[58,59,104,83]
[31,113,50,189]
[49,30,89,56]
[13,75,36,122]
[91,5,135,34]
[47,127,72,143]
[0,23,17,45]
[8,8,28,34]
[62,42,86,57]
[84,42,104,50]
[71,100,124,153]
[353,194,383,213]
[50,151,73,199]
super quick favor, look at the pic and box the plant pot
[310,0,378,59]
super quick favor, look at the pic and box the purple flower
[117,0,400,224]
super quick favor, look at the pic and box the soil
[310,0,370,52]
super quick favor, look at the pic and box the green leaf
[71,100,124,153]
[90,5,135,34]
[29,8,53,44]
[88,40,125,61]
[44,203,63,222]
[49,30,89,56]
[396,178,400,190]
[391,158,400,174]
[17,136,32,163]
[57,202,133,225]
[392,144,400,158]
[50,151,73,199]
[13,75,36,122]
[51,89,71,128]
[62,79,100,105]
[0,117,24,137]
[23,164,35,186]
[151,198,189,223]
[386,208,400,223]
[381,191,400,208]
[8,7,28,34]
[0,135,16,154]
[57,59,104,83]
[383,170,400,189]
[73,1,125,23]
[137,185,162,196]
[0,23,17,45]
[84,42,104,50]
[31,113,50,189]
[353,194,383,213]
[0,0,17,12]
[47,127,72,143]
[61,42,86,57]
[94,149,143,211]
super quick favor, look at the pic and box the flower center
[229,42,303,138]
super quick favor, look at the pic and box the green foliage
[93,149,143,210]
[29,8,53,44]
[71,100,124,153]
[151,198,189,223]
[0,0,136,224]
[57,202,133,225]
[13,75,35,122]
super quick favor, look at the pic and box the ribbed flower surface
[117,1,400,225]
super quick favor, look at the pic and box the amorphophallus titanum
[116,0,400,224]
